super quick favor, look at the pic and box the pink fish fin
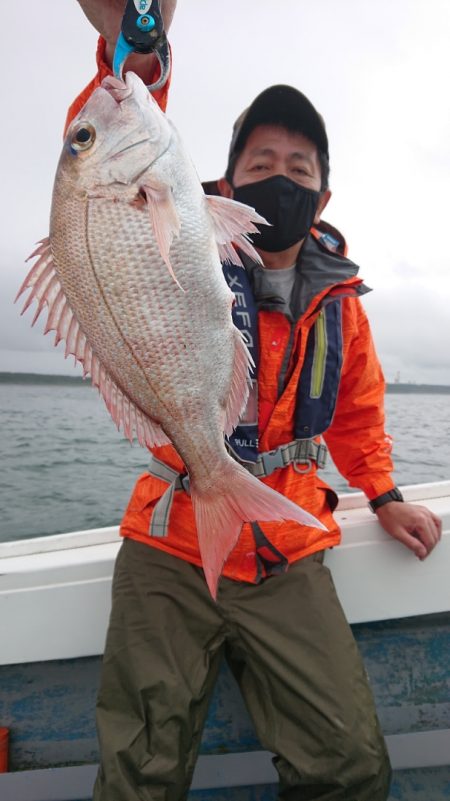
[109,387,170,448]
[18,247,86,369]
[20,262,54,317]
[31,274,61,326]
[54,300,73,346]
[44,288,66,335]
[91,354,101,386]
[19,242,169,448]
[85,357,169,447]
[142,414,171,448]
[191,460,327,599]
[87,355,169,448]
[16,237,54,306]
[26,238,51,263]
[205,195,269,267]
[224,329,254,435]
[122,395,133,442]
[141,182,184,290]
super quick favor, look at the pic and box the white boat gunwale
[0,480,449,666]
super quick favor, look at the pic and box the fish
[17,71,325,597]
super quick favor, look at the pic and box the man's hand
[77,1,128,45]
[76,1,177,80]
[76,1,177,42]
[375,501,442,560]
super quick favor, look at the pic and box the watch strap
[368,488,404,513]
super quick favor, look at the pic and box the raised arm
[66,0,176,131]
[76,0,177,83]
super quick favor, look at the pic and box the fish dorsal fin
[17,239,170,449]
[224,329,254,435]
[205,194,268,267]
[141,183,183,289]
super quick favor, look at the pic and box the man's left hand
[375,501,442,560]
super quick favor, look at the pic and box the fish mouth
[99,71,172,175]
[102,72,158,109]
[102,75,133,104]
[99,74,154,169]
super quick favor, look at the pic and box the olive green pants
[93,539,391,801]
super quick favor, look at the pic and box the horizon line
[0,371,449,391]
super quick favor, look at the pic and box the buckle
[293,459,312,475]
[291,440,327,472]
[261,448,285,476]
[180,474,191,494]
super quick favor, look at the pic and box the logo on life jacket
[223,265,260,462]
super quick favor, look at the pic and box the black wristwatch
[368,487,404,513]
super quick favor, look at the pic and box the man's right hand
[76,1,127,45]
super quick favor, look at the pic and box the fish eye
[71,122,96,152]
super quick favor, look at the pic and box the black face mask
[232,175,321,253]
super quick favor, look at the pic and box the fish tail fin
[191,460,325,599]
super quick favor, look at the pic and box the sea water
[0,378,449,542]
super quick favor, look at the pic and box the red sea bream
[17,72,324,596]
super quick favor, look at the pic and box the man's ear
[217,177,233,198]
[314,189,332,224]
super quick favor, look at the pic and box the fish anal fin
[141,182,183,289]
[205,194,269,267]
[88,361,170,448]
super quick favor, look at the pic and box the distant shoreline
[1,372,450,394]
[0,372,89,386]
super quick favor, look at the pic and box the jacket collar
[241,223,370,321]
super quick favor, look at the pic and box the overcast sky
[1,0,449,384]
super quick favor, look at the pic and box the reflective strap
[147,455,190,538]
[229,439,328,478]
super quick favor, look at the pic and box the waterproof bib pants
[93,540,391,801]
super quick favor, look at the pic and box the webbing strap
[148,455,190,538]
[251,522,289,581]
[227,439,328,478]
[147,439,327,538]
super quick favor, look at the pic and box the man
[71,3,442,799]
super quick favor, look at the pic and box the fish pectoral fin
[18,238,171,450]
[141,182,183,289]
[205,194,268,267]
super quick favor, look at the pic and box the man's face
[233,124,323,192]
[220,124,330,224]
